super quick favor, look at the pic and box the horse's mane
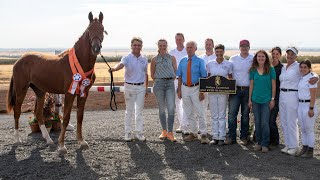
[57,50,69,57]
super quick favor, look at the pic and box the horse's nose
[94,46,101,54]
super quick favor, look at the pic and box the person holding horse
[150,39,177,142]
[109,37,149,142]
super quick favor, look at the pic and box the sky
[1,0,320,50]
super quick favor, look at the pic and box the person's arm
[145,62,149,98]
[109,63,124,72]
[177,77,182,99]
[150,57,156,80]
[248,79,253,109]
[308,88,317,117]
[308,73,319,85]
[171,56,177,73]
[269,79,276,109]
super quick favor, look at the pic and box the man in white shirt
[109,37,149,142]
[226,40,254,145]
[199,38,217,111]
[199,38,217,64]
[169,33,189,134]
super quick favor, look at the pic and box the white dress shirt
[229,53,253,86]
[206,59,232,78]
[298,72,317,100]
[121,53,148,83]
[279,61,300,90]
[200,53,217,65]
[169,47,187,68]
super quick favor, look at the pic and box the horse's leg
[34,91,53,144]
[58,94,75,154]
[13,88,28,144]
[76,96,89,149]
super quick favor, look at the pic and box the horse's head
[87,12,107,56]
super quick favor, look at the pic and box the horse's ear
[99,12,103,23]
[88,12,93,22]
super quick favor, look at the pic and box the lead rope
[100,53,117,111]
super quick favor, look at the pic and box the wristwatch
[310,107,314,110]
[271,97,275,100]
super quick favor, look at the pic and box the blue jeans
[153,79,175,132]
[228,88,249,142]
[252,101,270,147]
[269,101,279,145]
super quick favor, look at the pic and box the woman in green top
[248,50,276,152]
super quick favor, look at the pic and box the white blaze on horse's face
[88,12,105,56]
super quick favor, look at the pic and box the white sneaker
[135,133,146,141]
[124,133,133,142]
[281,146,289,153]
[287,148,298,156]
[176,127,182,133]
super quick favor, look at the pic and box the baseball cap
[286,47,298,55]
[239,39,250,46]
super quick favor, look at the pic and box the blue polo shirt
[176,55,207,84]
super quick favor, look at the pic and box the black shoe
[225,138,236,145]
[218,140,225,146]
[209,139,218,145]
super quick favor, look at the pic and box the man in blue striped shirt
[176,41,209,144]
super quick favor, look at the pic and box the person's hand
[145,89,148,98]
[199,93,205,101]
[308,109,314,117]
[177,89,182,99]
[248,100,252,109]
[308,77,319,85]
[269,99,275,110]
[108,68,114,73]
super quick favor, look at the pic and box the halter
[85,22,107,50]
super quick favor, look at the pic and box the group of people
[109,33,318,158]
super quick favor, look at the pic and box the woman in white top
[206,44,233,145]
[279,47,318,155]
[295,60,318,158]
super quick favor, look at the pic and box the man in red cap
[226,39,253,145]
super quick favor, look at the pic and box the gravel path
[1,108,320,179]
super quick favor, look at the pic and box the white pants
[279,91,299,148]
[124,83,146,134]
[298,102,318,148]
[209,94,228,140]
[181,85,207,135]
[174,79,189,131]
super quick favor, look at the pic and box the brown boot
[167,132,177,142]
[200,134,210,144]
[295,146,308,157]
[301,147,314,158]
[183,133,198,141]
[159,130,167,140]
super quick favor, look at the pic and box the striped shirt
[154,53,176,79]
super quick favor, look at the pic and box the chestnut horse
[6,12,106,154]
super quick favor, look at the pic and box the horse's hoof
[58,146,68,155]
[14,138,22,144]
[46,138,54,145]
[79,141,89,150]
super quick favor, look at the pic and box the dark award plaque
[199,76,236,94]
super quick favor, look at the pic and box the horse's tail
[6,76,15,112]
